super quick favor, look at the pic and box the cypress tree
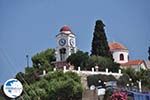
[91,20,112,59]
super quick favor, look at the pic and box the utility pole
[26,55,29,67]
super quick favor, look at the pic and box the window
[120,54,124,61]
[60,48,66,61]
[71,48,75,54]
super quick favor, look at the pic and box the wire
[0,48,38,100]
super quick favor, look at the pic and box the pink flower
[111,91,127,100]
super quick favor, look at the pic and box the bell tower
[55,25,77,62]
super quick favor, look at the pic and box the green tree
[21,71,83,100]
[91,20,112,59]
[15,48,55,84]
[135,69,150,90]
[22,79,49,100]
[45,71,82,100]
[24,67,40,84]
[122,68,150,90]
[117,74,130,87]
[67,50,89,70]
[15,72,25,84]
[16,67,40,84]
[32,48,56,69]
[122,68,137,82]
[87,55,119,72]
[15,67,37,85]
[31,48,55,75]
[15,48,83,100]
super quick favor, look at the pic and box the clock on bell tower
[55,25,77,62]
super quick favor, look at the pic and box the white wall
[120,63,146,71]
[112,51,129,64]
[55,33,77,61]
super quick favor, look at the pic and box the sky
[0,0,150,83]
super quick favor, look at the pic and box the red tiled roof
[121,60,144,66]
[60,25,71,32]
[109,42,128,51]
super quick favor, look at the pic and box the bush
[117,74,130,87]
[22,71,83,100]
[87,74,116,87]
[67,50,89,70]
[87,56,120,72]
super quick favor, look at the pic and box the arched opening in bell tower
[59,48,66,61]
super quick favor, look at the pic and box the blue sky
[0,0,150,83]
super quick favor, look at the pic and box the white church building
[54,25,147,71]
[109,42,147,71]
[54,25,77,68]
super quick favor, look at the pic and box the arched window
[120,54,124,61]
[60,48,66,61]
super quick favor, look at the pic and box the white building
[120,60,147,71]
[54,25,77,68]
[109,42,147,71]
[55,25,77,61]
[53,25,147,70]
[109,42,129,64]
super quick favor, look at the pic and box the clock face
[70,39,74,46]
[59,38,66,46]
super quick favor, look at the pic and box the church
[54,25,77,68]
[54,25,147,71]
[109,42,147,71]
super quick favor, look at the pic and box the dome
[109,42,128,51]
[60,25,71,32]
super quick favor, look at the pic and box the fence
[61,66,123,79]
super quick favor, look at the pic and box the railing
[53,66,123,78]
[41,66,123,78]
